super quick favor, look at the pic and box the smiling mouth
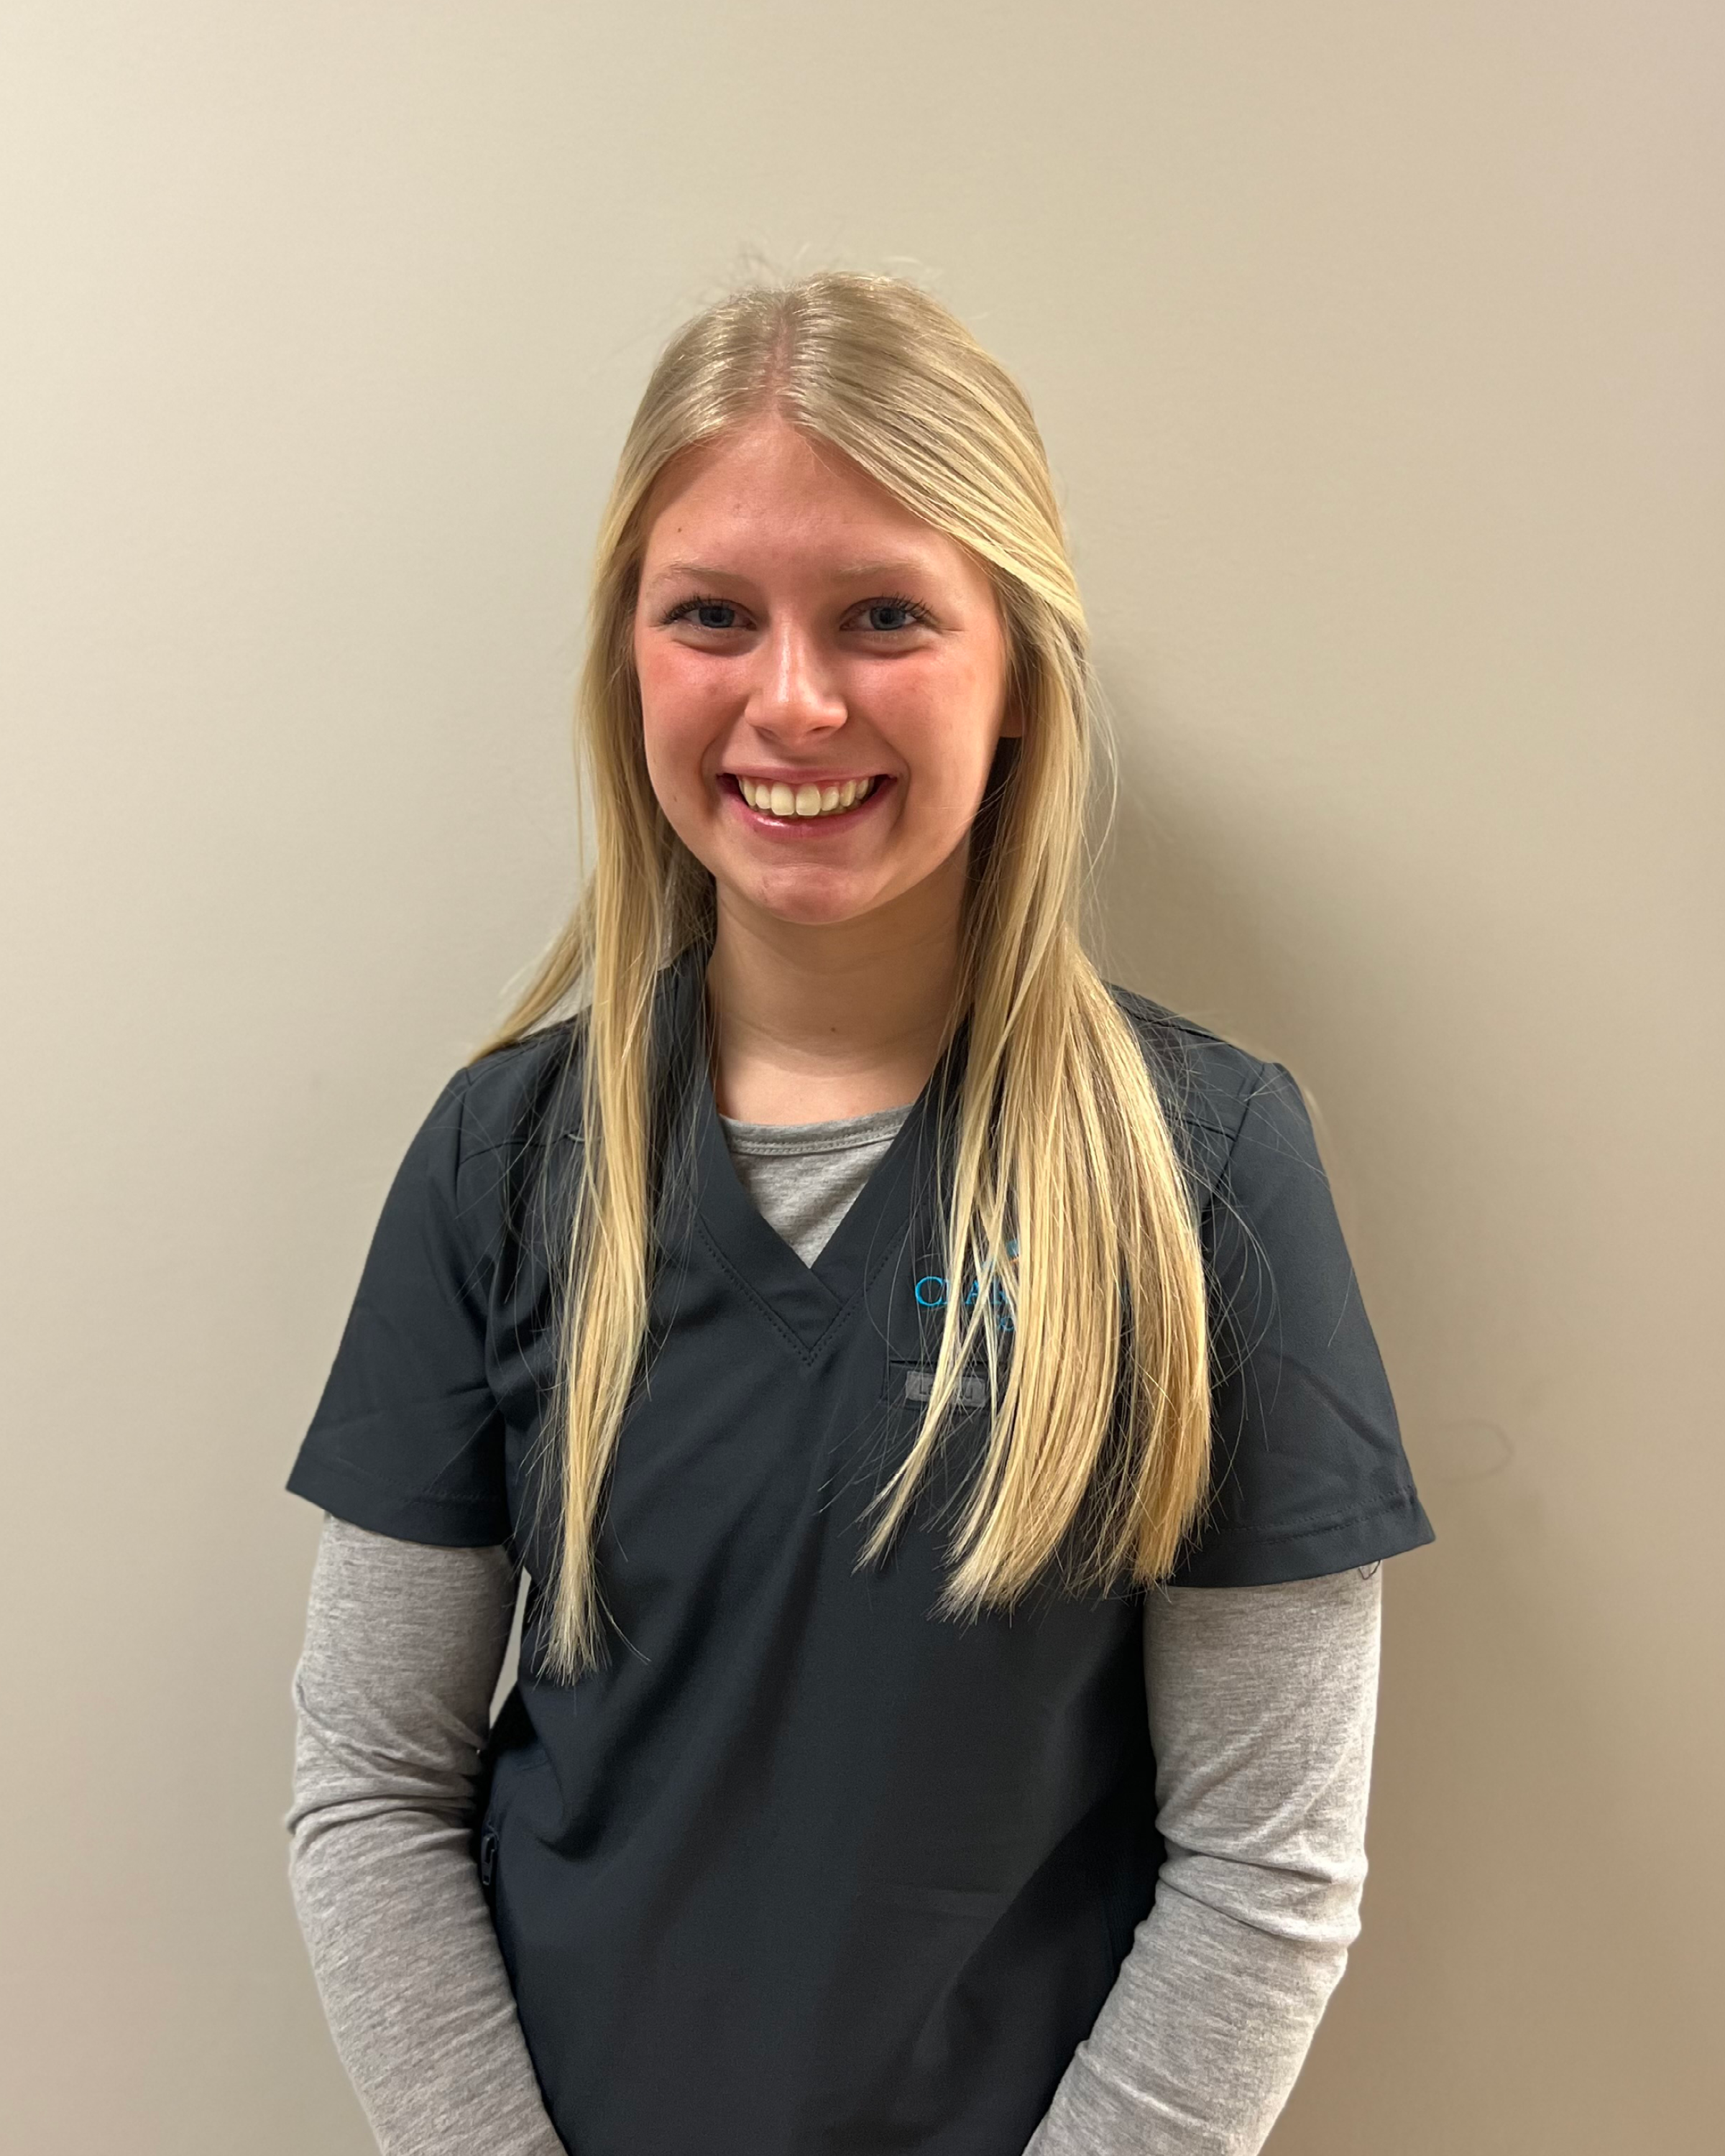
[731,774,883,820]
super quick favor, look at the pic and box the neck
[702,882,965,1125]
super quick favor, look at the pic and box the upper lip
[722,768,889,785]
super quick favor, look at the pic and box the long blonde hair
[472,269,1210,1682]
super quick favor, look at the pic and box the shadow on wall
[1084,651,1710,2155]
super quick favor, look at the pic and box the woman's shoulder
[436,1017,589,1234]
[1103,980,1292,1204]
[1105,980,1275,1126]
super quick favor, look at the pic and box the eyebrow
[643,556,939,591]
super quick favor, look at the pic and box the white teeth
[738,775,877,818]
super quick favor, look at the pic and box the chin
[733,872,889,929]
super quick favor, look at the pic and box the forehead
[637,418,975,591]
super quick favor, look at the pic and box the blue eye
[861,595,934,632]
[854,591,932,630]
[663,597,741,631]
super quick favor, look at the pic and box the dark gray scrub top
[286,941,1432,2156]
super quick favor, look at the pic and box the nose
[744,617,848,745]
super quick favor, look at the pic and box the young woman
[285,270,1432,2156]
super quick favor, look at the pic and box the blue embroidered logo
[911,1239,1019,1331]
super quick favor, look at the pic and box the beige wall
[2,4,1719,2149]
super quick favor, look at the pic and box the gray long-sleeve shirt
[287,1102,1385,2155]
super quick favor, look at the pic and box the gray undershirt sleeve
[1024,1566,1384,2156]
[287,1520,564,2156]
[286,1101,1385,2155]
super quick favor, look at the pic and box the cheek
[879,675,1002,818]
[636,647,721,794]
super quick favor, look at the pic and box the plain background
[2,4,1719,2150]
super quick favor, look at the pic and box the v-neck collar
[654,939,968,1358]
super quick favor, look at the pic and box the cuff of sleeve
[285,1452,513,1549]
[1170,1486,1435,1588]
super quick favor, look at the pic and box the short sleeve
[285,1069,511,1547]
[1169,1060,1434,1586]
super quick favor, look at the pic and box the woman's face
[632,415,1017,937]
